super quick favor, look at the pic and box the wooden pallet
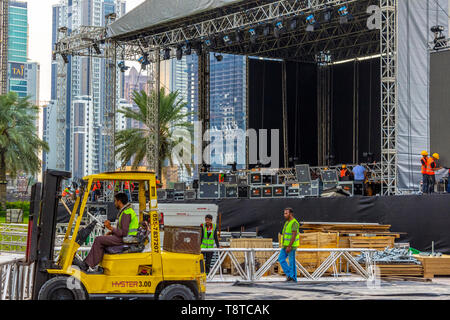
[415,255,450,279]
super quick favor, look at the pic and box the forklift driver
[74,192,139,273]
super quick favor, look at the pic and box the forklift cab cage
[57,171,159,271]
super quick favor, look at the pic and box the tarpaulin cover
[159,195,450,254]
[108,0,245,38]
[397,0,448,191]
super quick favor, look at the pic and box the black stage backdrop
[249,58,380,166]
[161,194,450,254]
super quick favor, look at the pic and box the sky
[25,0,146,103]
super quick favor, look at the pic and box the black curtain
[249,58,380,167]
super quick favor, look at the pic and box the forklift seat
[104,222,150,255]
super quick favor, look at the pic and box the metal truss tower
[146,51,160,174]
[104,13,117,172]
[55,27,69,171]
[0,0,8,95]
[380,0,398,195]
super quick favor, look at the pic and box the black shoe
[86,266,104,274]
[72,257,88,271]
[287,277,296,282]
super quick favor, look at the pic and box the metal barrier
[0,257,34,300]
[202,248,377,283]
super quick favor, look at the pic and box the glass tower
[7,1,28,98]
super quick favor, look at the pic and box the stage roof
[109,0,246,39]
[108,0,380,63]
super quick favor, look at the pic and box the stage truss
[54,0,398,194]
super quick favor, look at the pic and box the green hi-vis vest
[201,224,216,248]
[281,218,300,248]
[118,207,139,236]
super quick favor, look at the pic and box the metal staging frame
[53,0,398,194]
[202,248,377,283]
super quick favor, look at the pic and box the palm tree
[116,88,195,178]
[0,92,49,209]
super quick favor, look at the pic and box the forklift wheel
[158,284,196,300]
[38,276,87,300]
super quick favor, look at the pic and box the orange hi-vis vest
[421,156,428,174]
[426,157,436,176]
[340,169,349,178]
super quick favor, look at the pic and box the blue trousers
[422,174,430,194]
[278,248,297,282]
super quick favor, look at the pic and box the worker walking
[200,214,220,274]
[427,153,442,194]
[75,193,139,273]
[278,208,300,282]
[420,151,430,194]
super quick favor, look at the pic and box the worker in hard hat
[427,153,442,194]
[339,165,352,181]
[420,151,430,194]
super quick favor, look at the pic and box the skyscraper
[7,1,37,100]
[46,0,126,179]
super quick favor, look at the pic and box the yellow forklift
[27,170,206,300]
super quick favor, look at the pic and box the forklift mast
[30,170,72,300]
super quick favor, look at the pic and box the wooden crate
[415,255,450,279]
[230,238,274,275]
[277,232,339,276]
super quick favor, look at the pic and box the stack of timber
[277,232,339,276]
[375,264,424,277]
[229,238,275,276]
[300,222,400,251]
[415,254,450,279]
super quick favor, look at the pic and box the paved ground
[206,277,450,300]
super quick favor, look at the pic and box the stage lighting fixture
[138,53,150,69]
[273,21,286,39]
[263,25,271,37]
[289,17,298,31]
[61,53,69,64]
[93,43,101,55]
[176,45,183,60]
[163,48,171,60]
[431,25,448,50]
[223,35,232,45]
[118,61,129,72]
[249,28,258,44]
[205,38,216,49]
[214,53,223,62]
[306,14,319,32]
[235,30,244,43]
[338,5,353,24]
[323,7,333,22]
[184,42,192,55]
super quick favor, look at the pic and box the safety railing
[0,257,34,300]
[201,248,377,283]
